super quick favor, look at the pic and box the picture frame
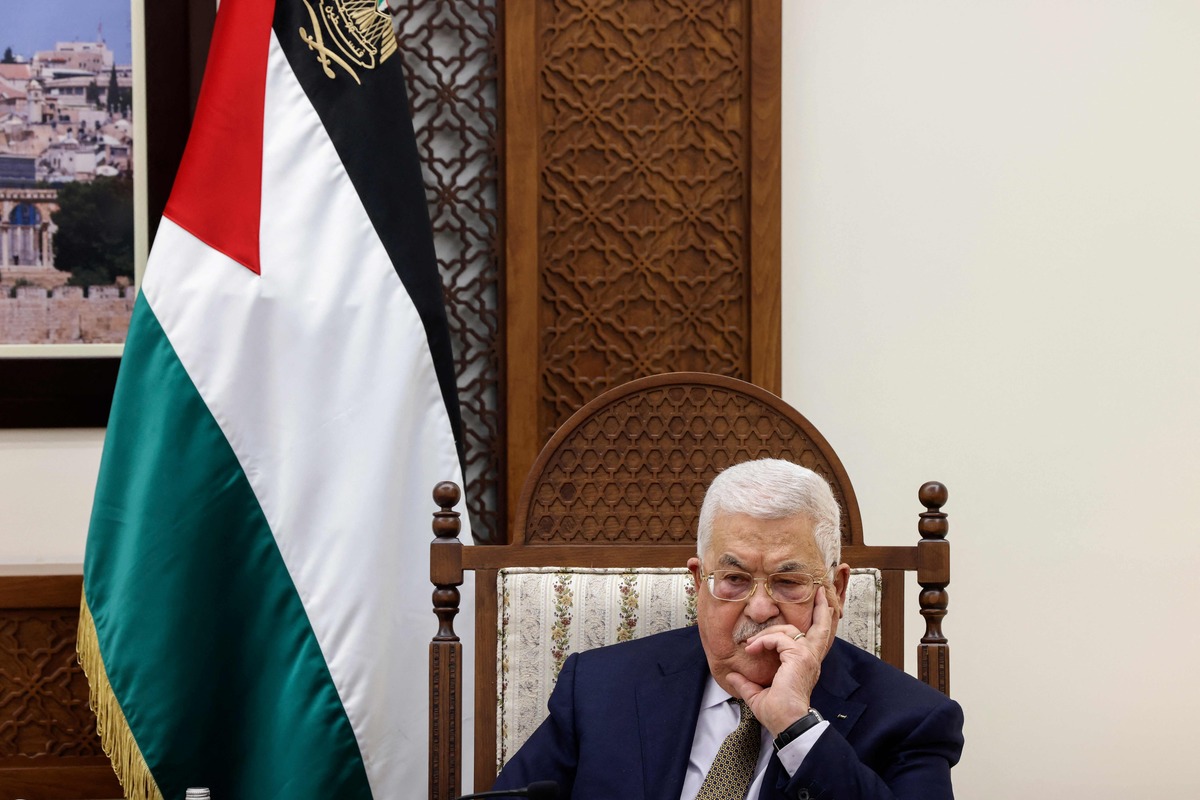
[0,0,215,428]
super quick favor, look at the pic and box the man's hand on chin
[725,588,838,736]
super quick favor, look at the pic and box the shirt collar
[699,673,734,711]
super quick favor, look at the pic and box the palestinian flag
[78,0,469,797]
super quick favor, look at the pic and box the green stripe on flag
[84,293,372,800]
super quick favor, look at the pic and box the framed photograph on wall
[0,0,214,427]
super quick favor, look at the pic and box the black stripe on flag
[272,0,466,468]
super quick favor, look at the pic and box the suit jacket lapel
[637,628,709,800]
[809,640,866,740]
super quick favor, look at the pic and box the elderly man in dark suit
[493,459,964,799]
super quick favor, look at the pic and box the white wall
[782,2,1200,797]
[0,428,103,563]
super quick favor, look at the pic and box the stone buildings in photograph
[0,40,135,345]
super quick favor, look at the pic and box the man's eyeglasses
[701,565,826,604]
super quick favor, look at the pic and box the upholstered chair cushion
[494,566,882,768]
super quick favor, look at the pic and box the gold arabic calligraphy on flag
[299,0,397,84]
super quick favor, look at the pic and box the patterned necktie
[695,699,762,800]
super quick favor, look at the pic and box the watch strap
[772,708,825,751]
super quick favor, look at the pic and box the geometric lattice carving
[0,609,104,759]
[538,0,750,437]
[392,1,504,543]
[515,374,859,547]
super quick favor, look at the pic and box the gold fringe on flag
[77,593,165,800]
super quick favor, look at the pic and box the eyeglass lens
[709,570,816,603]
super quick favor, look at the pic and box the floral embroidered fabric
[495,566,881,769]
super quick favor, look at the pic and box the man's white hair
[696,458,842,568]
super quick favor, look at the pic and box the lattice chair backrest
[512,373,864,549]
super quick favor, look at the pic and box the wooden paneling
[0,570,120,800]
[504,0,544,539]
[749,1,783,390]
[505,0,783,520]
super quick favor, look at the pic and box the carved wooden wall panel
[0,573,120,799]
[506,0,781,516]
[0,611,100,759]
[391,1,505,543]
[537,0,752,428]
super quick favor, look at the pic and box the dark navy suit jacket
[493,626,963,799]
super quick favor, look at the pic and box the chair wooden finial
[433,481,462,539]
[916,481,950,695]
[431,481,463,642]
[918,481,949,539]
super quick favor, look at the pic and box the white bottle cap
[185,789,211,799]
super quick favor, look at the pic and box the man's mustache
[733,617,784,645]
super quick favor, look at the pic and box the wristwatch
[772,708,826,751]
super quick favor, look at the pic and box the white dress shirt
[679,675,830,800]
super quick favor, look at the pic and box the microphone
[453,780,558,800]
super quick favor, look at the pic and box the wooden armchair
[428,372,951,799]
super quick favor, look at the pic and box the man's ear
[832,562,851,612]
[687,556,702,583]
